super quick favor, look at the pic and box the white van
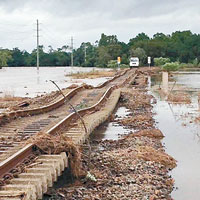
[129,57,139,68]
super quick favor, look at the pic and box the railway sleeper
[0,71,132,200]
[0,152,68,200]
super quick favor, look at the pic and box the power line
[42,25,68,48]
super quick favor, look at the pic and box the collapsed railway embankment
[0,68,176,200]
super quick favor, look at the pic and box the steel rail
[0,68,131,182]
[0,86,115,180]
[0,69,129,126]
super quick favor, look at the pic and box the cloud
[0,0,198,51]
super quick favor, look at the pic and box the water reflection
[37,69,40,85]
[162,72,169,93]
[90,107,132,141]
[151,73,200,200]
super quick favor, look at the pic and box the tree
[96,46,111,67]
[154,57,170,66]
[99,33,118,46]
[0,49,12,67]
[130,47,147,65]
[129,33,150,46]
[162,62,179,71]
[7,48,27,66]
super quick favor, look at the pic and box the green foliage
[0,49,12,67]
[120,64,129,68]
[107,60,118,68]
[107,60,128,68]
[154,57,170,66]
[129,33,150,46]
[187,63,195,68]
[162,62,180,72]
[99,33,118,46]
[2,31,200,68]
[179,63,188,69]
[193,58,198,66]
[130,47,147,65]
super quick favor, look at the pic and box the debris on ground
[167,92,191,104]
[27,132,84,178]
[44,70,176,200]
[67,70,116,79]
[126,129,164,139]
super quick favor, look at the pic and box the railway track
[0,68,140,200]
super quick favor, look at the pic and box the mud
[167,92,191,104]
[44,69,176,200]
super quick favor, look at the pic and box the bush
[107,60,118,68]
[120,64,129,68]
[179,63,188,69]
[162,62,179,72]
[154,57,170,66]
[187,63,195,68]
[193,58,198,66]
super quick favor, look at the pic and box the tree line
[1,30,200,67]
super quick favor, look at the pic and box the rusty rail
[0,69,129,126]
[0,85,85,120]
[0,86,113,179]
[0,86,114,181]
[96,68,129,88]
[0,144,35,179]
[47,86,114,135]
[0,68,131,183]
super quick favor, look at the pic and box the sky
[0,0,199,52]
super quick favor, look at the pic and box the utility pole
[37,19,39,70]
[71,36,73,66]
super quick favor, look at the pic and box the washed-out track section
[0,69,138,200]
[0,69,131,163]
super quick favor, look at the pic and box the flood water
[91,72,200,199]
[152,73,200,200]
[174,72,200,88]
[91,106,132,141]
[0,67,111,97]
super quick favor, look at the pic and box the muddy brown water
[151,73,200,200]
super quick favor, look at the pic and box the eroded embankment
[43,70,176,200]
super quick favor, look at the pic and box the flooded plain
[0,67,111,97]
[91,72,200,199]
[1,67,200,199]
[152,72,200,200]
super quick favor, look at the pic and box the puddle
[0,67,111,98]
[151,73,200,200]
[91,106,132,141]
[0,109,5,114]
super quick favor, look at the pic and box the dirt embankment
[43,69,176,200]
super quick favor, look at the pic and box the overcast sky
[0,0,199,52]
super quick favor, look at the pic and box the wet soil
[43,70,176,200]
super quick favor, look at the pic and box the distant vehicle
[129,57,139,68]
